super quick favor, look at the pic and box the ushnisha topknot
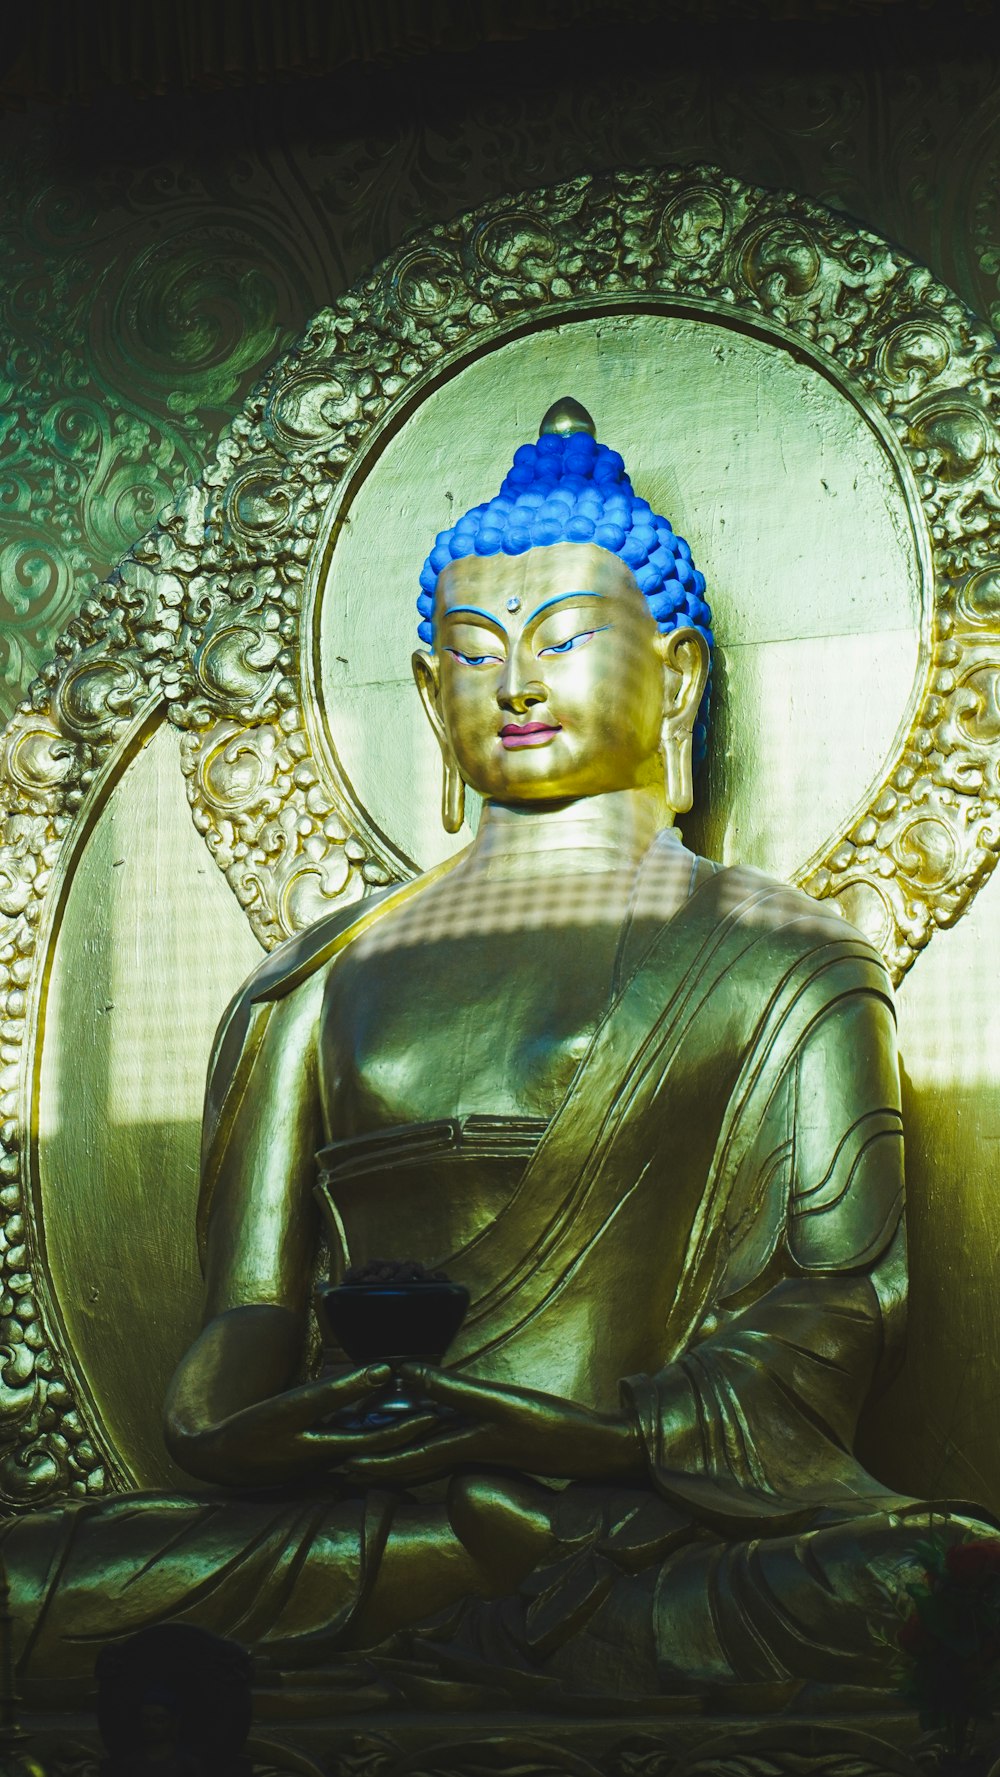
[416,399,713,762]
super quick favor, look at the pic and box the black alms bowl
[317,1281,470,1368]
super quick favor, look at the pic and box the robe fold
[1,842,991,1704]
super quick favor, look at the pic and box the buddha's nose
[497,678,546,715]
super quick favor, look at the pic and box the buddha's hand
[165,1307,440,1488]
[341,1367,644,1486]
[181,1366,446,1488]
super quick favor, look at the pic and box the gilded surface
[0,46,998,1767]
[5,402,989,1701]
[1,163,1000,1514]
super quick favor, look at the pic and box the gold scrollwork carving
[54,655,145,740]
[0,722,108,1503]
[0,544,194,1503]
[472,211,558,280]
[0,715,74,808]
[392,245,463,317]
[739,219,822,303]
[910,395,990,481]
[657,184,727,260]
[3,162,1000,1509]
[876,318,952,399]
[265,368,362,447]
[182,717,386,946]
[957,564,1000,626]
[194,617,283,708]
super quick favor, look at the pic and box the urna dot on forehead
[416,398,714,763]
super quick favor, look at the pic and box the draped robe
[2,843,990,1706]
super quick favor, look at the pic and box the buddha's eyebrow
[525,591,608,625]
[441,604,508,635]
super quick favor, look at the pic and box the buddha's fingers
[320,1363,394,1409]
[238,1364,392,1437]
[400,1364,529,1414]
[342,1424,486,1484]
[301,1412,440,1457]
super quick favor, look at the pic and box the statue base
[25,1702,933,1777]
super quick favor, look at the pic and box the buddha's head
[412,400,712,832]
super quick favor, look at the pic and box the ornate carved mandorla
[2,162,1000,1509]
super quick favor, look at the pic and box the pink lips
[500,722,562,750]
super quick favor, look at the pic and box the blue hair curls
[417,424,713,763]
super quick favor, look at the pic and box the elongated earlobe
[442,755,466,834]
[663,729,694,815]
[658,627,709,815]
[413,648,466,834]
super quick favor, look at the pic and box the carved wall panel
[6,50,1000,719]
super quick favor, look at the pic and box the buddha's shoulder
[212,862,460,1049]
[222,884,398,1018]
[687,854,885,962]
[213,850,886,1049]
[203,886,402,1118]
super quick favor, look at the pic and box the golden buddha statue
[1,399,992,1710]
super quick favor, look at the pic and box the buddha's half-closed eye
[446,646,505,667]
[537,626,611,658]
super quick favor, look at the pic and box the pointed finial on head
[538,397,596,439]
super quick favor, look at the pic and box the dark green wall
[3,32,999,720]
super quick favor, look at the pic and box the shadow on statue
[96,1626,251,1777]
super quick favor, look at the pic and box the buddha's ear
[655,626,710,815]
[412,649,465,833]
[412,648,444,743]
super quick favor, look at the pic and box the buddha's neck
[467,786,674,879]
